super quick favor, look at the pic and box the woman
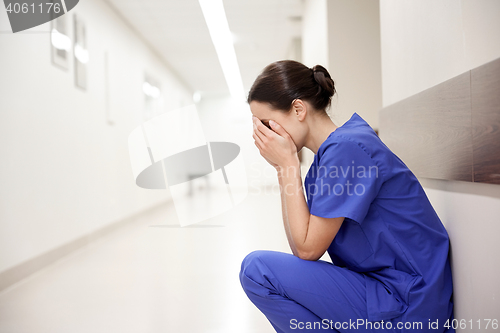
[239,60,455,332]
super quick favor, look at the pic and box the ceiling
[104,0,303,99]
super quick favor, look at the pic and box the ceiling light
[143,82,161,99]
[51,28,71,51]
[74,44,89,64]
[198,0,245,101]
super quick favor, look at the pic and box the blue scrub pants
[239,250,405,333]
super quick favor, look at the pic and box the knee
[239,250,265,281]
[239,250,273,293]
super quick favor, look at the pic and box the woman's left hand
[252,116,299,170]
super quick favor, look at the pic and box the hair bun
[247,60,335,112]
[312,65,336,98]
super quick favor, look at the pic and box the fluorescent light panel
[199,0,245,101]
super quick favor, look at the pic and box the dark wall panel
[379,72,473,182]
[471,59,500,184]
[379,57,500,185]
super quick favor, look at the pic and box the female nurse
[239,60,455,333]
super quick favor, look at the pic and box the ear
[291,99,307,122]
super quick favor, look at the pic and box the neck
[305,115,338,155]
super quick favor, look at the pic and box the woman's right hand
[253,117,279,169]
[254,140,280,169]
[253,116,299,171]
[263,155,280,170]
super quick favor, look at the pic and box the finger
[253,131,264,150]
[252,116,262,129]
[253,140,261,151]
[254,125,270,145]
[255,141,267,159]
[269,120,288,137]
[252,117,262,132]
[254,119,273,138]
[253,126,265,143]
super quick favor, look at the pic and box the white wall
[381,0,500,107]
[380,0,500,328]
[0,0,192,274]
[301,0,329,174]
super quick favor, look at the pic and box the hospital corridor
[1,0,500,332]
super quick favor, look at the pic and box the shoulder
[318,114,390,179]
[319,135,371,158]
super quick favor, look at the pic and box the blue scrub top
[304,113,454,327]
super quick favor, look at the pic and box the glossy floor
[0,186,293,333]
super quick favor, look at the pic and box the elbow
[296,249,322,261]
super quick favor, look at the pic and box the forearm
[277,163,311,257]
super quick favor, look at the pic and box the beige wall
[301,0,382,169]
[303,0,383,130]
[380,0,500,329]
[300,0,330,174]
[0,0,192,274]
[327,0,382,130]
[302,0,329,69]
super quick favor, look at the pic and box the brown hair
[247,60,336,114]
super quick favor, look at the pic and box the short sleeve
[307,139,383,224]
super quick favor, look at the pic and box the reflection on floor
[0,186,291,333]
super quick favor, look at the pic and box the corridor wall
[0,0,192,290]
